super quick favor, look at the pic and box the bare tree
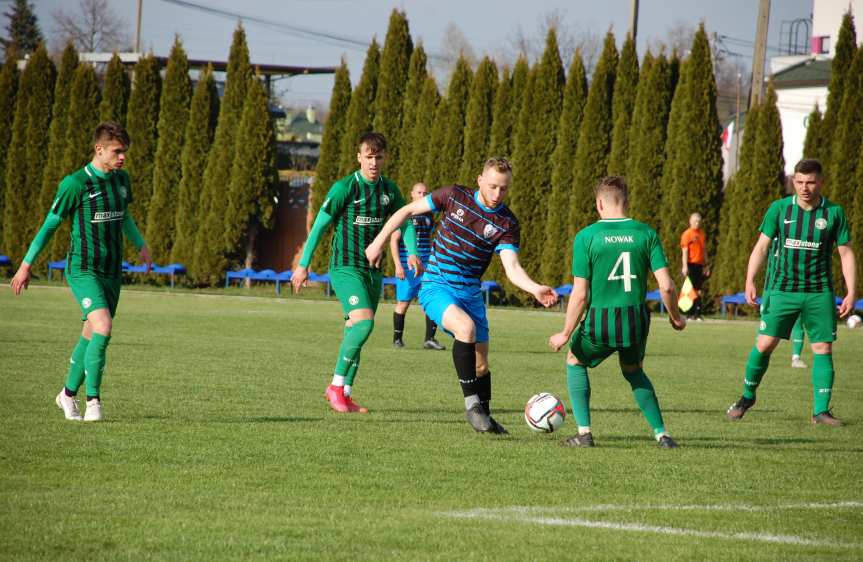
[52,0,130,53]
[430,22,477,85]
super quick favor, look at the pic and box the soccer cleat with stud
[324,384,350,413]
[726,396,755,420]
[393,339,404,349]
[423,339,446,350]
[657,435,678,448]
[811,411,843,426]
[791,357,807,369]
[465,403,493,432]
[562,432,595,447]
[488,416,509,435]
[55,390,83,421]
[344,395,369,414]
[83,398,102,422]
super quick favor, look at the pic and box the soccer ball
[524,393,566,433]
[847,314,862,329]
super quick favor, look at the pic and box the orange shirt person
[680,213,708,319]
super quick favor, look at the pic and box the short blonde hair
[482,156,512,175]
[594,175,628,204]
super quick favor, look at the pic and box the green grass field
[2,284,862,561]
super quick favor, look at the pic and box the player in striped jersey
[765,236,807,368]
[388,182,444,350]
[548,176,686,448]
[727,159,856,426]
[366,157,559,434]
[292,132,420,414]
[10,122,151,422]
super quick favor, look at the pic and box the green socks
[84,333,111,399]
[623,369,666,436]
[811,353,834,415]
[566,363,591,428]
[64,336,90,394]
[742,347,770,400]
[791,317,805,357]
[334,319,374,379]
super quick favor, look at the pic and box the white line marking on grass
[438,502,863,550]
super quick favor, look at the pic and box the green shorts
[330,267,382,316]
[759,290,836,343]
[568,326,647,368]
[66,270,121,321]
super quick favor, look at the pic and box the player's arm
[744,233,773,305]
[122,214,152,273]
[499,248,558,307]
[549,277,588,351]
[292,210,334,292]
[365,197,430,268]
[10,212,63,295]
[680,246,689,277]
[654,267,686,331]
[837,244,856,318]
[389,229,406,280]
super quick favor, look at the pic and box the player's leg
[790,315,806,368]
[423,313,445,350]
[619,344,675,448]
[393,273,413,347]
[803,292,841,425]
[562,328,612,448]
[688,264,705,319]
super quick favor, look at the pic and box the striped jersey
[759,195,850,293]
[423,185,519,292]
[764,236,781,292]
[52,163,133,278]
[397,212,434,266]
[321,171,407,270]
[572,218,668,347]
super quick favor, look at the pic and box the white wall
[775,86,828,174]
[813,0,863,54]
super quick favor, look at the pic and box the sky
[27,0,813,108]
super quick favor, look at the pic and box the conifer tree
[802,104,823,160]
[659,25,723,289]
[145,39,191,265]
[827,47,863,211]
[628,53,673,232]
[124,53,161,238]
[458,57,497,186]
[373,9,413,181]
[192,24,251,285]
[423,88,449,188]
[310,60,351,273]
[0,0,42,55]
[820,11,857,176]
[3,43,54,261]
[852,140,863,285]
[224,77,278,267]
[36,43,77,263]
[401,75,439,190]
[338,39,379,177]
[396,44,427,189]
[0,49,19,246]
[59,64,101,174]
[607,33,639,175]
[567,32,617,251]
[426,55,472,189]
[99,52,130,124]
[172,64,218,269]
[509,29,564,283]
[542,51,587,285]
[487,65,511,157]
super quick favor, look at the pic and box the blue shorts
[419,281,489,343]
[395,266,423,302]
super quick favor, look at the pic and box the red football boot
[324,384,349,413]
[344,395,369,414]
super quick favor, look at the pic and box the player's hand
[533,285,559,308]
[407,254,424,277]
[744,280,758,306]
[139,245,153,274]
[670,314,687,331]
[365,242,383,269]
[292,265,309,293]
[394,262,406,280]
[681,265,688,278]
[838,292,857,319]
[704,264,711,277]
[548,332,569,351]
[10,263,32,295]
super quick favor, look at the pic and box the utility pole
[750,0,770,107]
[135,0,143,53]
[630,0,640,43]
[734,72,741,173]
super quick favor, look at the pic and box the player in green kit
[727,159,856,425]
[10,121,151,422]
[549,176,687,448]
[292,132,420,414]
[764,236,807,368]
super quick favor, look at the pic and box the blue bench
[381,276,398,298]
[481,280,500,306]
[0,254,10,267]
[47,260,66,280]
[150,263,187,288]
[721,292,763,317]
[225,268,282,295]
[308,272,331,296]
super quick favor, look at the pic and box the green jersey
[759,195,850,293]
[572,218,668,347]
[52,163,133,278]
[321,171,406,270]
